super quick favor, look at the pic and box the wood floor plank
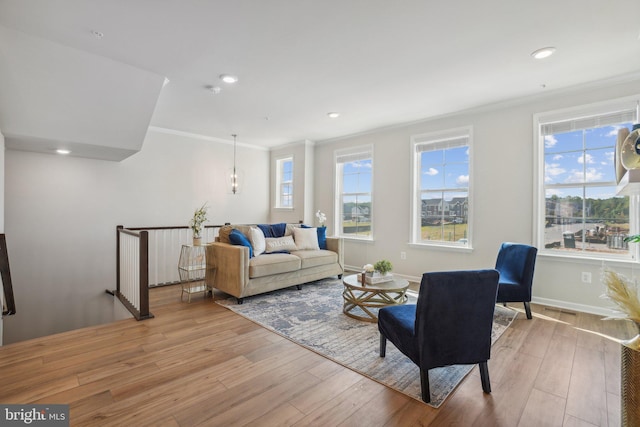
[565,344,608,426]
[517,388,566,427]
[0,284,634,426]
[533,333,576,398]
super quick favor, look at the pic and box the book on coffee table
[357,273,394,285]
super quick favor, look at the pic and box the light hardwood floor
[0,284,636,426]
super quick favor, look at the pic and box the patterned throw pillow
[264,235,298,253]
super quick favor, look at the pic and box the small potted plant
[374,260,393,277]
[189,203,208,245]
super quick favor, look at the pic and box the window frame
[334,145,374,241]
[275,156,294,209]
[533,95,640,261]
[410,126,473,250]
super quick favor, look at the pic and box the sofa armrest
[325,236,344,273]
[206,241,250,298]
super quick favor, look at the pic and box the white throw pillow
[249,227,266,256]
[293,227,320,251]
[264,235,298,253]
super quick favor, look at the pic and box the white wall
[315,76,640,315]
[3,129,269,343]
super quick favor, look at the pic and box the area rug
[215,277,517,408]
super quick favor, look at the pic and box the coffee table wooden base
[342,274,409,322]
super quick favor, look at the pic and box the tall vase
[621,321,640,426]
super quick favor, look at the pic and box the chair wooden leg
[479,361,491,393]
[379,334,387,357]
[524,301,532,319]
[420,368,431,403]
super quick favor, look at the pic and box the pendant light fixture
[230,134,240,194]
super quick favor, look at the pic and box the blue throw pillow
[317,226,327,250]
[229,229,254,258]
[301,224,327,250]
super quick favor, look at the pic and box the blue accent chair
[495,242,538,319]
[378,269,500,403]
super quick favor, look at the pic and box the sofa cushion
[264,235,298,253]
[293,227,320,250]
[249,227,266,256]
[249,253,301,278]
[290,249,338,269]
[229,229,254,258]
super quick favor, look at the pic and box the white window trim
[275,156,294,209]
[410,126,473,250]
[334,144,374,241]
[533,95,640,262]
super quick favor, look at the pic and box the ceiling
[0,0,639,157]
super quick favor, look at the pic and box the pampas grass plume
[601,269,640,323]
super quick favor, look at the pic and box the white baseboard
[531,297,616,317]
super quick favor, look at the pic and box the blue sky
[544,123,632,199]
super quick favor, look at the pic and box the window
[536,98,638,258]
[335,146,373,239]
[411,128,471,247]
[275,157,293,208]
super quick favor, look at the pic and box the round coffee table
[342,274,410,322]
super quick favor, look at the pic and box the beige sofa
[205,224,344,303]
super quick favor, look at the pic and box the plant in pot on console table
[374,259,393,276]
[189,203,208,246]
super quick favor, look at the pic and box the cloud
[604,151,614,164]
[544,135,558,148]
[456,175,469,185]
[565,168,603,183]
[351,161,372,168]
[578,153,594,164]
[553,154,563,160]
[545,163,566,183]
[423,167,439,176]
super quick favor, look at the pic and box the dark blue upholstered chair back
[378,269,499,403]
[494,242,537,319]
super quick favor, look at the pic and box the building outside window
[411,127,471,247]
[535,98,638,259]
[335,146,373,239]
[276,157,293,208]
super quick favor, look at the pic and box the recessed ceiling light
[56,149,71,155]
[327,112,340,118]
[220,74,238,84]
[531,47,556,59]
